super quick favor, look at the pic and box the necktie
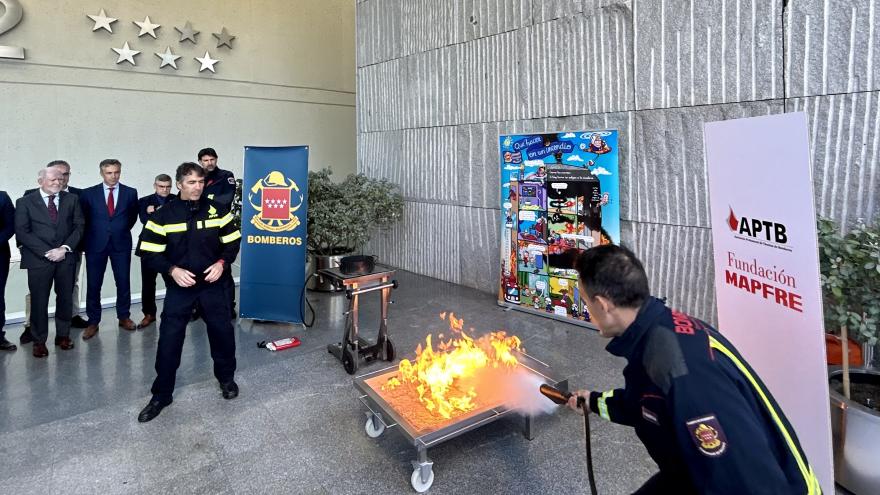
[107,187,115,216]
[48,194,58,222]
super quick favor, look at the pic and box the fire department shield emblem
[248,170,304,232]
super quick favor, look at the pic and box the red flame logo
[727,207,739,231]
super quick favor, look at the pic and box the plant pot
[863,343,875,369]
[826,333,864,366]
[828,367,880,495]
[307,253,349,292]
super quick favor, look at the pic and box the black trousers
[151,277,236,401]
[140,262,158,317]
[0,255,8,337]
[27,261,75,343]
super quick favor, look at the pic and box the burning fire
[382,313,523,420]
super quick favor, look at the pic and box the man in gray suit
[15,167,85,358]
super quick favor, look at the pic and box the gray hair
[38,167,61,180]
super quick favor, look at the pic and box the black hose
[579,396,598,495]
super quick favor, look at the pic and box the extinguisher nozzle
[540,384,572,405]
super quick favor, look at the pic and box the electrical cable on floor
[301,273,317,328]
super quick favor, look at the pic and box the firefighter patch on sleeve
[686,414,728,457]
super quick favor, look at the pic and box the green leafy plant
[818,217,880,399]
[231,178,243,231]
[818,218,880,346]
[307,168,404,256]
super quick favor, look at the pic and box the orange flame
[382,313,523,419]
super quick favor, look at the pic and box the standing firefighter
[567,245,821,494]
[136,162,242,423]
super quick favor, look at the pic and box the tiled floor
[3,269,831,494]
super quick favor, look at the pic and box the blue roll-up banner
[240,146,309,323]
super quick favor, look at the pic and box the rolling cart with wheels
[354,353,568,492]
[319,264,397,375]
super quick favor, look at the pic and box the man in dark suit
[19,160,88,345]
[14,167,85,357]
[136,174,175,329]
[0,190,15,351]
[79,159,139,340]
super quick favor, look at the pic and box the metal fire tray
[353,352,568,492]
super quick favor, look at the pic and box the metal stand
[319,264,397,375]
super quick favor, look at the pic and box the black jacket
[204,168,236,209]
[0,191,15,259]
[590,297,821,494]
[136,197,241,287]
[14,191,84,270]
[138,193,176,225]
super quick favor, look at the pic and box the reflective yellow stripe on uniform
[144,221,165,236]
[221,230,242,244]
[164,223,186,233]
[597,390,614,421]
[139,241,166,253]
[708,336,821,495]
[205,213,234,229]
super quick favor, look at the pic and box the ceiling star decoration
[213,27,235,49]
[112,42,140,66]
[87,9,117,33]
[133,16,161,39]
[175,21,199,43]
[195,51,219,73]
[155,46,181,69]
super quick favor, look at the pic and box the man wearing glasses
[19,160,87,345]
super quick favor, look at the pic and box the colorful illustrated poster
[498,130,620,325]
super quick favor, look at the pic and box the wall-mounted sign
[0,0,25,59]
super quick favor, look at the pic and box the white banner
[704,112,832,494]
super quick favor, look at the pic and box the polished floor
[0,270,704,494]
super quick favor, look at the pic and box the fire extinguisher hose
[580,396,598,495]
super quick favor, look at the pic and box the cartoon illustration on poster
[517,241,548,274]
[498,130,620,325]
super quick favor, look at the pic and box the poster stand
[497,130,620,328]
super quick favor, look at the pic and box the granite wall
[356,0,880,323]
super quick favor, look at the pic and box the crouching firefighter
[136,161,242,423]
[566,245,822,494]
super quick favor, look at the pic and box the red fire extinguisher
[258,337,301,351]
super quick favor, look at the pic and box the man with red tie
[79,159,139,340]
[14,167,85,357]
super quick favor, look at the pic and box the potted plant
[306,168,404,291]
[818,217,880,495]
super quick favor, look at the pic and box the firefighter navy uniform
[202,166,237,318]
[204,167,236,208]
[589,297,821,495]
[137,197,242,401]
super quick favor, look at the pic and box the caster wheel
[342,347,357,375]
[365,416,385,438]
[411,467,434,493]
[384,338,395,361]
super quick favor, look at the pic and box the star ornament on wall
[155,47,181,69]
[213,27,235,49]
[195,51,219,73]
[87,9,117,33]
[175,21,199,43]
[134,16,161,39]
[112,42,140,66]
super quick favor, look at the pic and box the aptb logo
[727,207,788,244]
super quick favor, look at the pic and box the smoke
[474,367,563,417]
